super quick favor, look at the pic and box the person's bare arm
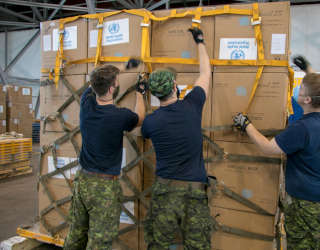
[135,92,145,127]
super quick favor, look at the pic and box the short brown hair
[90,65,120,97]
[303,73,320,108]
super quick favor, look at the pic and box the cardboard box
[0,120,6,134]
[40,18,88,76]
[207,141,281,214]
[0,86,6,120]
[151,7,215,72]
[211,206,276,250]
[40,75,86,132]
[212,72,288,142]
[214,1,290,73]
[88,13,148,74]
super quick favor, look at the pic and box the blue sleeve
[81,87,94,106]
[184,86,206,114]
[275,121,309,154]
[141,119,149,139]
[121,108,139,132]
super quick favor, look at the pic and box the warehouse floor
[0,144,61,249]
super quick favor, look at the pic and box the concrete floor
[0,144,61,249]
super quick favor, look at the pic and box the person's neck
[303,105,320,115]
[160,96,178,107]
[96,95,114,105]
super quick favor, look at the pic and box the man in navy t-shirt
[233,57,320,250]
[142,28,213,249]
[64,59,146,250]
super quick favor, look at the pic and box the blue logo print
[64,30,70,40]
[108,23,120,34]
[231,49,245,60]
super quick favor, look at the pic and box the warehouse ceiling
[0,0,319,32]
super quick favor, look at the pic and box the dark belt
[156,176,206,190]
[81,168,118,180]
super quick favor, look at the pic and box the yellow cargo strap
[42,4,293,114]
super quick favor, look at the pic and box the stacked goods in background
[0,87,6,134]
[0,137,32,179]
[208,2,289,249]
[37,2,290,249]
[39,13,149,249]
[5,86,34,138]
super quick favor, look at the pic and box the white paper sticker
[219,38,257,60]
[2,86,6,92]
[89,30,98,48]
[271,34,286,55]
[8,102,12,108]
[29,103,33,109]
[48,156,71,179]
[151,95,160,107]
[120,201,134,224]
[53,26,78,51]
[121,148,126,169]
[43,34,52,52]
[14,86,19,92]
[22,88,31,96]
[2,120,6,126]
[13,118,19,125]
[0,105,3,114]
[102,18,129,46]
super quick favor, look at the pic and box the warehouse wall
[0,3,319,118]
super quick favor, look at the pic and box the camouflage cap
[149,69,175,98]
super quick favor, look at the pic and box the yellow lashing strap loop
[288,67,295,115]
[252,3,264,61]
[95,16,104,67]
[192,7,202,28]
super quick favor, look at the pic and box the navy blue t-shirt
[141,86,207,183]
[79,87,139,175]
[275,112,320,202]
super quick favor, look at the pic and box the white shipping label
[14,86,19,92]
[48,156,71,179]
[0,105,3,113]
[14,119,19,124]
[53,26,78,51]
[120,201,134,224]
[89,30,98,48]
[271,34,286,55]
[2,86,6,92]
[69,158,80,176]
[2,120,6,126]
[43,34,52,52]
[102,18,129,46]
[29,103,33,109]
[22,88,31,96]
[121,148,126,169]
[8,102,12,108]
[219,38,257,60]
[151,95,160,107]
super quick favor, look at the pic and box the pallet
[0,236,42,250]
[0,165,32,180]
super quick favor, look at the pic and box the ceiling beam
[0,0,111,13]
[86,0,96,13]
[0,21,39,27]
[48,0,67,20]
[0,6,35,23]
[0,66,9,85]
[147,0,169,10]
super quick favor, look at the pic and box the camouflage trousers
[144,180,213,250]
[284,195,320,250]
[63,170,122,250]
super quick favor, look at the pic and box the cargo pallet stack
[28,2,292,249]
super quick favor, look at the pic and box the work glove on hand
[233,113,251,132]
[188,28,204,44]
[293,55,310,72]
[126,58,141,70]
[136,74,149,95]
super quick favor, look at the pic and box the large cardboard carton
[0,86,6,120]
[212,72,288,142]
[0,120,5,134]
[40,75,86,132]
[207,141,281,215]
[214,1,290,73]
[88,13,148,74]
[151,7,214,72]
[40,18,88,76]
[211,206,276,250]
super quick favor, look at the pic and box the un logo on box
[231,49,245,60]
[108,23,120,34]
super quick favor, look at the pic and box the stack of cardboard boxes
[38,1,290,249]
[0,87,6,134]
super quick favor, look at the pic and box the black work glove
[233,113,251,132]
[293,55,309,72]
[126,58,141,70]
[136,74,149,95]
[188,28,204,44]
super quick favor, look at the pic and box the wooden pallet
[0,165,32,179]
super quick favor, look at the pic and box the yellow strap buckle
[251,16,262,26]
